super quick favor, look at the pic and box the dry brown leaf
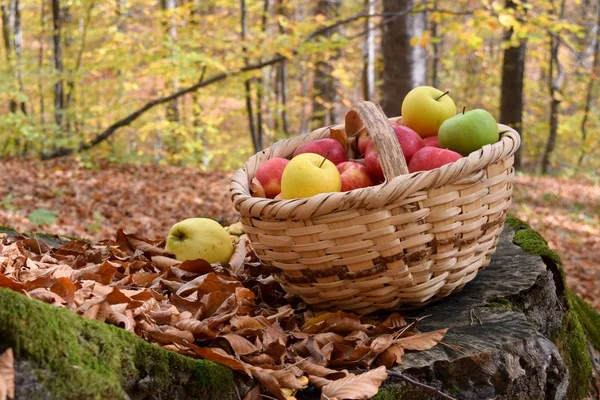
[375,344,404,368]
[374,313,407,334]
[151,255,180,271]
[0,275,25,292]
[345,110,364,137]
[271,369,305,390]
[330,128,349,152]
[176,273,241,297]
[175,319,217,338]
[303,311,365,334]
[28,288,65,305]
[296,359,346,380]
[242,385,261,400]
[248,366,287,400]
[228,235,247,275]
[124,232,170,256]
[309,374,332,389]
[220,334,260,355]
[190,345,252,376]
[320,366,388,400]
[395,328,448,351]
[0,348,14,399]
[250,178,266,198]
[50,277,77,308]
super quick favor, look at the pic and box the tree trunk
[1,1,17,113]
[311,0,341,128]
[578,0,600,168]
[381,0,427,117]
[38,0,47,132]
[161,0,180,122]
[51,0,64,128]
[430,0,440,88]
[541,0,566,175]
[274,0,290,137]
[240,0,260,151]
[12,0,25,114]
[362,0,375,101]
[500,0,526,171]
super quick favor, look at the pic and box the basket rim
[230,116,521,220]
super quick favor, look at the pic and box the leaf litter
[0,230,447,399]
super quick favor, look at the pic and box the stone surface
[375,227,570,400]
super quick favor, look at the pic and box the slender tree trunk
[255,0,268,143]
[240,0,260,151]
[38,0,47,132]
[12,0,25,114]
[541,0,566,174]
[311,0,341,127]
[500,0,527,170]
[578,0,600,168]
[1,1,17,112]
[275,0,289,136]
[51,0,64,128]
[381,0,426,117]
[430,0,440,88]
[161,0,180,122]
[362,0,375,101]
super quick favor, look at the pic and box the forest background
[0,0,599,307]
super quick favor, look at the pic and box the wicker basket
[230,101,520,314]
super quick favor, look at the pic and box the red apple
[392,125,425,162]
[336,161,374,191]
[364,143,384,183]
[408,147,462,173]
[357,131,372,155]
[423,136,440,148]
[293,138,347,165]
[255,157,290,198]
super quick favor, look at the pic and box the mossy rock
[0,288,244,400]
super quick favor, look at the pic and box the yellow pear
[166,217,233,264]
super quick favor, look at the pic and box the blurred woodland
[0,0,598,174]
[0,1,599,307]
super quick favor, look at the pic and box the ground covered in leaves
[0,226,448,399]
[0,158,598,311]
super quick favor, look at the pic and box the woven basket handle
[351,101,409,180]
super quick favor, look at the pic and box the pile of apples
[253,86,500,200]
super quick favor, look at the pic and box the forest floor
[1,159,598,310]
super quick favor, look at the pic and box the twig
[349,368,457,400]
[469,308,482,326]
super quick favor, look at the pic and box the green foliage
[27,209,58,226]
[0,0,597,175]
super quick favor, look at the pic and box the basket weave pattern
[231,102,521,314]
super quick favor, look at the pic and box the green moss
[569,290,600,351]
[553,300,592,400]
[507,216,593,399]
[0,225,17,232]
[372,386,406,400]
[0,288,236,399]
[486,296,518,312]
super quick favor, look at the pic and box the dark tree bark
[578,0,600,168]
[311,0,341,128]
[541,0,566,175]
[362,0,375,101]
[500,0,527,171]
[1,0,25,114]
[381,0,426,117]
[12,0,25,114]
[430,0,440,88]
[240,0,261,152]
[160,0,180,122]
[38,1,47,132]
[51,0,65,128]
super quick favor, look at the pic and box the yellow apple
[166,217,233,264]
[401,86,457,137]
[280,153,341,199]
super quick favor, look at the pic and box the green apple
[280,152,341,199]
[166,217,233,264]
[438,109,499,156]
[401,86,457,137]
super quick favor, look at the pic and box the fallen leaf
[190,345,252,376]
[375,344,404,368]
[345,110,364,137]
[220,334,259,355]
[395,328,448,351]
[250,178,266,198]
[0,348,14,399]
[330,128,349,152]
[321,366,388,400]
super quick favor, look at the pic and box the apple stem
[319,151,331,168]
[435,90,450,101]
[462,106,466,114]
